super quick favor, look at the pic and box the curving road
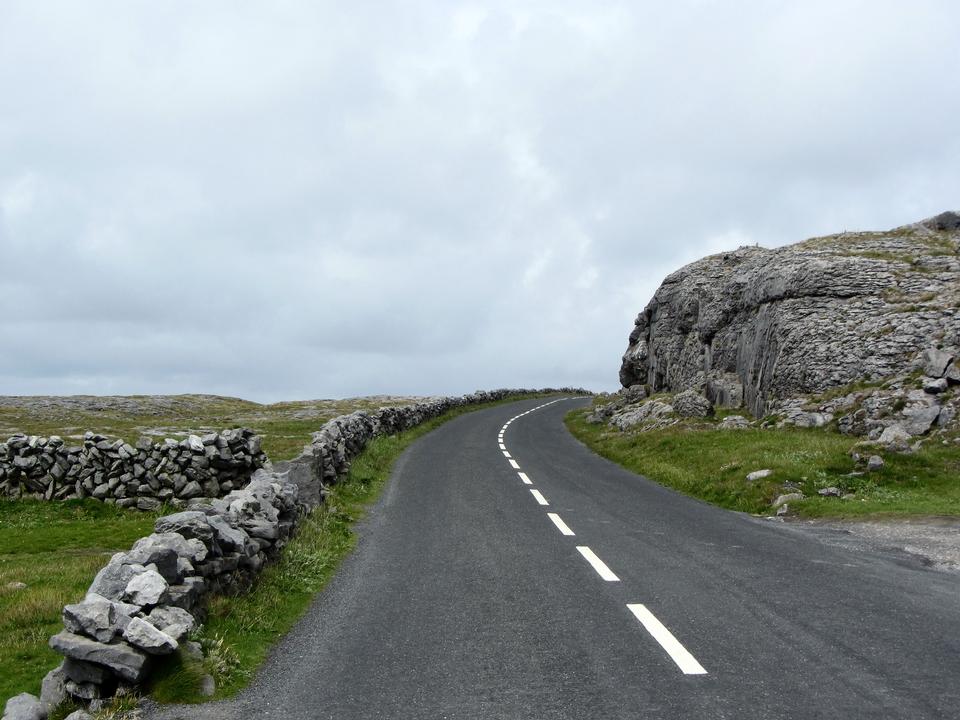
[150,396,960,719]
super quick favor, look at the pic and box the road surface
[149,396,960,719]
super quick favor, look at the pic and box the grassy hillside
[566,408,960,518]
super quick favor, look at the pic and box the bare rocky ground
[0,394,426,461]
[780,516,960,574]
[0,394,424,438]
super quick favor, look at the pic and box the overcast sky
[1,1,958,402]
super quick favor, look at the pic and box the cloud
[1,1,958,401]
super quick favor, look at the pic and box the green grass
[145,393,562,704]
[0,499,158,702]
[565,409,960,518]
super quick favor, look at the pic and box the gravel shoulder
[780,516,960,573]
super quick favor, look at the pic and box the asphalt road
[149,396,960,719]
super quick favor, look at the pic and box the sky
[1,1,958,402]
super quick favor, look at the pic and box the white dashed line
[576,546,620,581]
[627,604,707,675]
[547,513,575,536]
[497,398,706,675]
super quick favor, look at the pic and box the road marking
[547,513,575,536]
[530,489,549,505]
[502,450,512,458]
[509,459,520,469]
[499,443,507,450]
[576,546,620,581]
[627,604,707,675]
[517,472,532,484]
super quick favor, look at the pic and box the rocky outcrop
[619,212,960,416]
[0,429,266,509]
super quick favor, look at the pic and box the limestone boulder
[619,214,960,416]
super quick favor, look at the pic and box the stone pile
[0,429,267,510]
[767,347,959,450]
[4,388,588,717]
[31,467,299,711]
[591,345,960,446]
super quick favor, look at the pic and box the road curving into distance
[148,396,960,720]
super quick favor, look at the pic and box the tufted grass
[0,499,157,702]
[565,409,960,518]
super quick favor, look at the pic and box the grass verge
[0,500,158,702]
[147,393,561,704]
[565,408,960,518]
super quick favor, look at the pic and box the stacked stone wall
[0,429,266,511]
[2,388,588,717]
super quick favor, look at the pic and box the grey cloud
[1,1,958,401]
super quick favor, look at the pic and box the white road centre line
[547,513,575,536]
[627,604,707,675]
[517,472,532,485]
[530,489,549,505]
[576,546,620,582]
[509,459,521,470]
[502,450,512,458]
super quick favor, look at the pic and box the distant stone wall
[4,389,587,717]
[0,429,267,511]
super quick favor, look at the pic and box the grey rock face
[87,558,146,601]
[123,617,178,655]
[879,424,912,449]
[62,600,118,643]
[619,214,960,416]
[40,665,67,712]
[48,631,149,683]
[147,606,195,641]
[123,569,168,607]
[63,711,94,720]
[773,492,804,508]
[62,657,112,685]
[2,693,44,720]
[921,348,954,378]
[923,377,949,394]
[154,511,215,543]
[610,400,675,430]
[719,415,751,430]
[672,389,713,418]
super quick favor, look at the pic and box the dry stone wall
[0,429,266,511]
[4,388,586,717]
